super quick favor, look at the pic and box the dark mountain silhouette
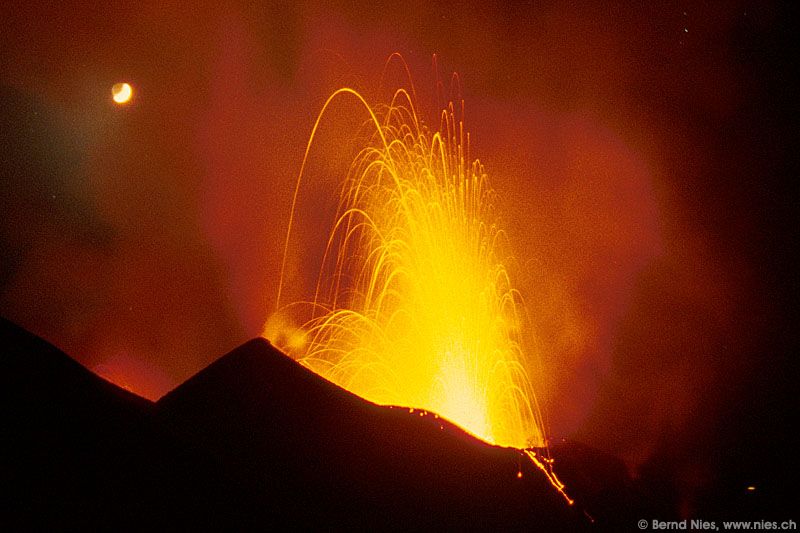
[0,316,225,531]
[3,316,594,530]
[156,337,587,530]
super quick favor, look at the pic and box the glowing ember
[524,449,574,505]
[111,82,133,104]
[268,82,544,450]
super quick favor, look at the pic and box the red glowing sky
[1,0,792,482]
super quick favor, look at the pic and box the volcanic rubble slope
[3,315,590,530]
[156,336,595,529]
[0,316,225,530]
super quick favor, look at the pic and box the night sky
[1,0,796,517]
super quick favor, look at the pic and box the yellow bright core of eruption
[270,87,544,450]
[111,82,133,104]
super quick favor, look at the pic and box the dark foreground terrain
[3,316,600,530]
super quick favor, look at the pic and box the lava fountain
[267,76,547,452]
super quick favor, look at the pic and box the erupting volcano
[2,1,796,528]
[267,70,549,456]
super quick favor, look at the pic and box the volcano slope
[0,316,225,531]
[3,316,590,530]
[155,336,588,530]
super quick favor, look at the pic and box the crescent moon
[112,82,133,104]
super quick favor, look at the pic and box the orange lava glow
[524,449,574,505]
[265,75,545,450]
[93,352,174,401]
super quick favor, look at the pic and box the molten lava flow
[268,84,545,450]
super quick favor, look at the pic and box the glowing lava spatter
[269,78,548,452]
